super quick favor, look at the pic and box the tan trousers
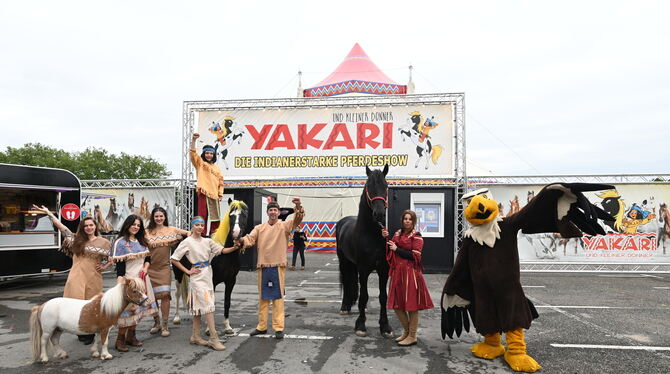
[256,266,286,332]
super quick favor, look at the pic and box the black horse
[172,199,249,334]
[336,165,393,338]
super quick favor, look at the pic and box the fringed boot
[394,309,410,342]
[149,315,161,334]
[125,325,143,347]
[161,319,170,337]
[205,312,225,350]
[190,315,208,346]
[398,311,418,346]
[115,327,129,352]
[207,330,226,351]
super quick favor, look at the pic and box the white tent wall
[267,187,363,252]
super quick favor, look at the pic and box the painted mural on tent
[196,104,454,179]
[80,188,176,233]
[481,184,670,263]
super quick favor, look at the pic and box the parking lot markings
[551,343,670,351]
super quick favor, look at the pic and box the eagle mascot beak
[464,194,499,226]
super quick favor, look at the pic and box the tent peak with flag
[302,43,409,97]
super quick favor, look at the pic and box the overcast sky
[1,1,668,177]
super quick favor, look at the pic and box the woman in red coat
[382,210,434,346]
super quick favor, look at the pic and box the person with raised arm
[238,198,304,340]
[190,132,224,235]
[32,204,113,345]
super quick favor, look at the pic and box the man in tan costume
[239,198,303,339]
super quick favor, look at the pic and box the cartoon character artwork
[208,117,245,170]
[659,203,670,254]
[597,190,625,232]
[621,203,656,234]
[398,112,443,169]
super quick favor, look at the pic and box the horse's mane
[596,190,625,231]
[212,200,248,245]
[101,278,144,316]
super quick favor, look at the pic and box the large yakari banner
[80,188,176,233]
[196,105,454,179]
[481,184,670,263]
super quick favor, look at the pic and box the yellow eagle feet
[471,329,542,372]
[470,333,504,359]
[504,350,542,373]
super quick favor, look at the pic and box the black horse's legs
[377,267,393,337]
[223,279,236,334]
[338,255,357,314]
[355,270,370,336]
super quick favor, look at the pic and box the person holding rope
[145,207,190,337]
[170,216,239,351]
[190,132,224,236]
[31,204,113,345]
[382,209,433,346]
[112,214,159,352]
[238,198,304,339]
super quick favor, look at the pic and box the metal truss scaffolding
[470,174,670,185]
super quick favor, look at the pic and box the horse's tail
[431,145,443,164]
[30,304,45,363]
[178,273,189,306]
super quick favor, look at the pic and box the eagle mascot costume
[441,183,614,372]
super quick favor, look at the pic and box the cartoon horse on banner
[658,203,670,254]
[173,200,249,334]
[399,112,443,170]
[209,118,245,170]
[29,278,148,363]
[597,190,625,232]
[336,165,393,338]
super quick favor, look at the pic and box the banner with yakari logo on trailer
[196,104,454,179]
[478,184,670,263]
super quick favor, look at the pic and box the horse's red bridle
[365,186,388,209]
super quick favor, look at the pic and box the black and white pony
[173,199,249,334]
[336,165,393,338]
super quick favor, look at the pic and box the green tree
[0,143,171,179]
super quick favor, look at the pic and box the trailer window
[0,188,59,248]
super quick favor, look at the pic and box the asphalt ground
[0,252,669,374]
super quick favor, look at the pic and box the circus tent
[301,43,410,97]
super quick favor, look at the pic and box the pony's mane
[101,278,144,316]
[212,201,248,245]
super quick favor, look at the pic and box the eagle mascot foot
[470,333,505,359]
[504,328,542,372]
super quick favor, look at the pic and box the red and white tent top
[303,43,407,97]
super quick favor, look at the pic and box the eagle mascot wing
[441,183,614,340]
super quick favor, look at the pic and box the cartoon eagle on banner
[441,183,614,372]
